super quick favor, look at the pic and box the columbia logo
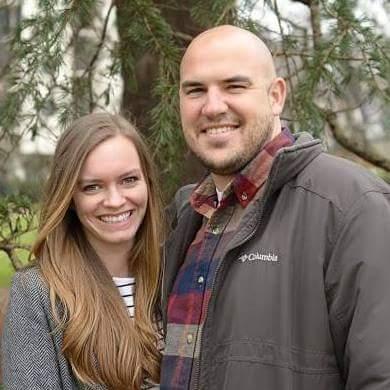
[238,252,279,263]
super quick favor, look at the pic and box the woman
[2,113,163,389]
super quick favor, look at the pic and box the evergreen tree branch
[81,0,115,79]
[172,31,193,42]
[273,0,297,111]
[215,1,236,25]
[309,0,321,49]
[273,51,365,61]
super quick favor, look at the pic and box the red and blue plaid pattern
[161,129,295,389]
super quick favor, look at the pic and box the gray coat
[2,266,106,389]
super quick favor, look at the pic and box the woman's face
[72,135,148,255]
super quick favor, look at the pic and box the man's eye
[228,84,246,91]
[82,184,100,193]
[186,88,204,95]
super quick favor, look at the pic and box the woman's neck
[87,238,134,277]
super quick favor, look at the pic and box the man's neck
[211,173,234,193]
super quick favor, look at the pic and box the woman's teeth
[99,211,131,224]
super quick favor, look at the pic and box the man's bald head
[181,25,277,82]
[179,24,287,189]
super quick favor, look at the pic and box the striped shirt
[160,128,295,389]
[113,276,135,317]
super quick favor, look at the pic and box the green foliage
[0,195,34,238]
[116,0,183,195]
[0,244,32,287]
[0,253,15,286]
[0,195,36,271]
[264,0,390,136]
[191,0,237,27]
[0,0,102,143]
[1,0,389,169]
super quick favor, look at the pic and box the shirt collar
[191,127,295,215]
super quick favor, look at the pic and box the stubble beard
[190,114,275,176]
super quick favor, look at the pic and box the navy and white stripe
[113,276,135,318]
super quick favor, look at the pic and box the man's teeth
[205,126,236,135]
[99,211,131,224]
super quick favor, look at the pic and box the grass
[0,254,16,287]
[0,204,36,388]
[0,229,36,288]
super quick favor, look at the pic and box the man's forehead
[180,48,267,84]
[182,44,260,71]
[182,32,271,66]
[183,34,251,62]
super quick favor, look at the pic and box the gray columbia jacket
[162,133,390,390]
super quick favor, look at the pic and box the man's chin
[203,158,248,176]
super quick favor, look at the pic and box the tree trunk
[116,1,206,188]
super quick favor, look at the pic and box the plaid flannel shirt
[161,128,295,390]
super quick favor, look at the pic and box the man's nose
[201,89,228,118]
[103,186,126,208]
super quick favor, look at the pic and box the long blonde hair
[32,113,162,389]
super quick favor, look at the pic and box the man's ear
[268,77,287,116]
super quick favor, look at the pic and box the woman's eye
[122,176,138,185]
[82,184,100,193]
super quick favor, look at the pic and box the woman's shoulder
[12,264,45,286]
[10,264,49,305]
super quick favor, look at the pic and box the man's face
[179,34,278,179]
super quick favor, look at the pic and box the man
[160,25,390,389]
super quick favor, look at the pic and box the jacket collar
[190,128,296,215]
[266,132,322,196]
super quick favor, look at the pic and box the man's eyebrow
[223,76,251,84]
[181,80,204,89]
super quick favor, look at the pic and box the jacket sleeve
[326,190,390,388]
[2,270,64,389]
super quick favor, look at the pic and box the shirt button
[241,192,248,201]
[197,276,204,284]
[211,226,220,234]
[187,333,193,344]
